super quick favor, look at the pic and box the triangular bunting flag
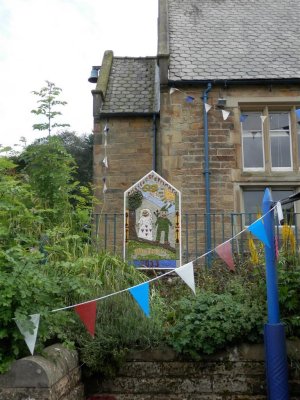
[169,87,179,95]
[240,114,248,123]
[185,95,195,103]
[260,115,267,124]
[205,103,212,113]
[103,124,109,133]
[103,177,107,194]
[15,314,40,355]
[104,136,107,147]
[175,262,196,294]
[247,219,270,248]
[215,241,235,271]
[129,282,150,317]
[276,201,284,225]
[102,156,108,168]
[222,110,230,120]
[295,109,300,119]
[75,301,97,337]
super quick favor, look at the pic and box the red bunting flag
[75,301,97,337]
[215,241,235,271]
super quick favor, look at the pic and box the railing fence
[93,212,300,263]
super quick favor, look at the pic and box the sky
[0,0,158,149]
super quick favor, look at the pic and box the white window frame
[269,112,293,172]
[240,108,297,173]
[241,112,265,172]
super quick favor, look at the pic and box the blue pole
[262,188,280,323]
[203,83,212,266]
[262,188,289,399]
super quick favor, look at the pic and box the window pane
[244,190,264,215]
[269,112,289,130]
[269,112,291,169]
[243,188,294,225]
[242,112,264,169]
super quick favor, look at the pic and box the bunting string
[15,204,277,350]
[51,205,275,313]
[170,88,300,123]
[169,87,231,120]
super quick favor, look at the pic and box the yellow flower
[248,235,259,265]
[282,224,296,254]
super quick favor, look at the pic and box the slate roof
[101,57,159,114]
[168,0,300,82]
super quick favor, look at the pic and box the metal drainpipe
[203,82,212,266]
[152,114,157,172]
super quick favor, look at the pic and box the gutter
[169,78,300,87]
[202,82,212,266]
[152,114,157,172]
[98,112,159,118]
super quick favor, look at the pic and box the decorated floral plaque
[124,171,181,269]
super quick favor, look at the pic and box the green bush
[277,255,300,337]
[0,149,164,373]
[159,260,267,359]
[166,287,265,358]
[70,288,164,377]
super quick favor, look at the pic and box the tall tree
[56,131,93,187]
[31,80,70,136]
[21,136,75,210]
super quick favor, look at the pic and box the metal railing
[93,212,300,263]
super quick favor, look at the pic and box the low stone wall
[0,344,84,400]
[86,340,300,400]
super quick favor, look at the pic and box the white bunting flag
[222,110,230,120]
[276,201,284,225]
[260,115,267,124]
[104,136,107,147]
[175,262,196,294]
[169,87,179,95]
[103,124,109,133]
[103,182,107,194]
[102,156,108,168]
[15,314,40,355]
[205,103,212,113]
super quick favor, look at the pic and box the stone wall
[86,341,300,400]
[93,116,154,253]
[0,344,84,400]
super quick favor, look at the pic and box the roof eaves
[169,78,300,86]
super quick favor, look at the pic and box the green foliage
[128,190,143,210]
[21,136,76,210]
[31,80,70,135]
[166,289,265,358]
[55,131,93,187]
[0,147,163,375]
[69,285,164,377]
[0,150,93,372]
[160,260,267,359]
[277,253,300,337]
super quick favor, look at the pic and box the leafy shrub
[70,288,164,377]
[0,143,167,377]
[166,287,265,358]
[277,255,300,337]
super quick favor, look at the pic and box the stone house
[91,0,300,260]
